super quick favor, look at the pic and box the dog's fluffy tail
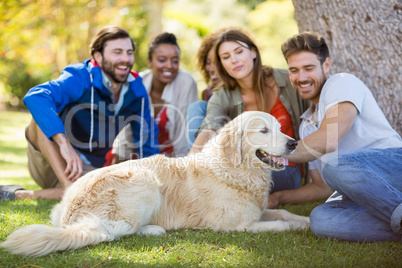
[1,216,113,257]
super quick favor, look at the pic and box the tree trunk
[145,0,165,38]
[292,0,402,135]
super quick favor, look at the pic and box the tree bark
[292,0,402,134]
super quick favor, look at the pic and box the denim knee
[322,154,353,189]
[187,100,208,148]
[270,165,301,193]
[322,161,339,189]
[187,100,207,117]
[310,201,402,242]
[310,204,331,238]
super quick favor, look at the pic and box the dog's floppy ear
[220,123,243,167]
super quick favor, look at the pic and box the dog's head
[213,111,297,170]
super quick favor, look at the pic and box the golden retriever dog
[2,111,309,257]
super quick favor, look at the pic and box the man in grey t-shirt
[280,32,402,242]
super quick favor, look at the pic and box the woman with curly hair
[187,29,225,147]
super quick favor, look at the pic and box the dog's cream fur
[2,111,309,257]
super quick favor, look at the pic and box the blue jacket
[24,58,159,168]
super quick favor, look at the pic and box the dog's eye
[260,127,269,133]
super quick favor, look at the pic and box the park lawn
[0,110,400,267]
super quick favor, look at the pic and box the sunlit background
[0,0,298,107]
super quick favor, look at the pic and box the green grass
[0,110,401,267]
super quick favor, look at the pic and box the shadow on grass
[0,199,400,267]
[0,199,58,225]
[0,199,316,267]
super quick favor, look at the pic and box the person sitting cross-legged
[279,31,402,242]
[0,26,159,201]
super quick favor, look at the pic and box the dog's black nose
[286,140,298,151]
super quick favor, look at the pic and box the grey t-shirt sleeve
[320,73,365,115]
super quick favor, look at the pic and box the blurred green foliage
[237,0,266,10]
[249,0,299,69]
[0,0,298,107]
[0,0,148,107]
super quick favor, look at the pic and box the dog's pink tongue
[272,156,289,166]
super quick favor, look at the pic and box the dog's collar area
[256,149,288,170]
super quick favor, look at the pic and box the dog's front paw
[137,225,166,236]
[289,220,310,230]
[300,216,310,224]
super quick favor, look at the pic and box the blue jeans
[187,100,207,149]
[310,148,402,242]
[270,164,302,193]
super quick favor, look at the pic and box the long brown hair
[214,29,273,112]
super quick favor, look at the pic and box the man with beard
[0,26,159,201]
[276,31,402,241]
